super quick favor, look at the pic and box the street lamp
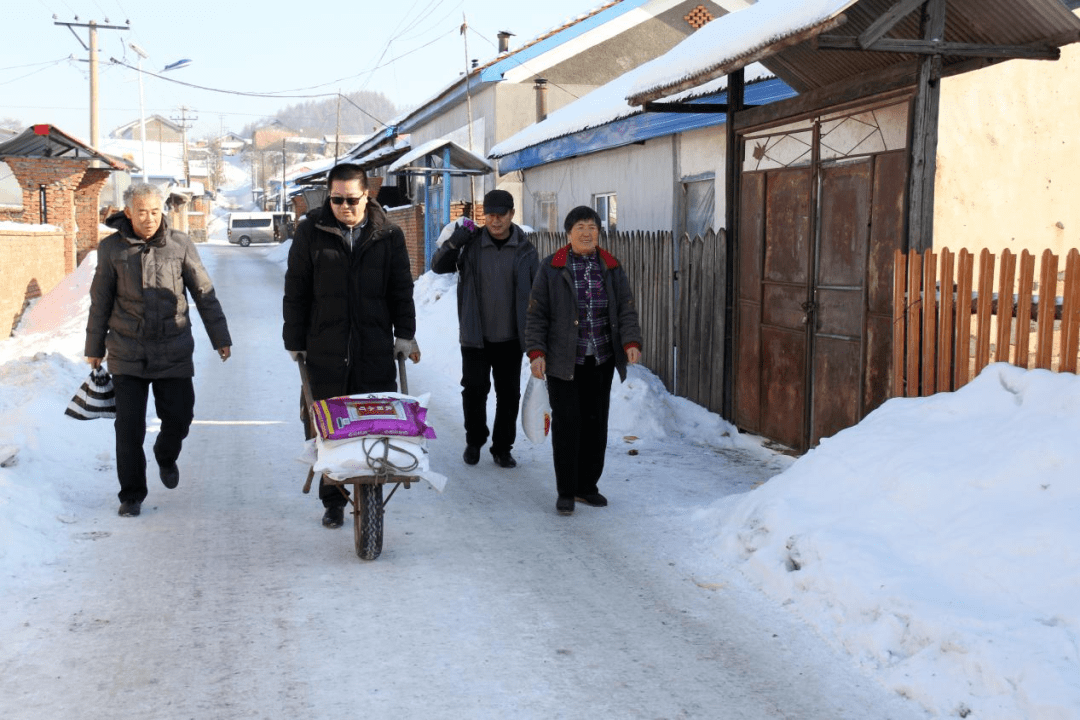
[127,45,192,181]
[129,42,149,180]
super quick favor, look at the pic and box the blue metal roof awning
[495,77,795,173]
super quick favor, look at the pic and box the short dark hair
[563,205,602,233]
[327,163,368,190]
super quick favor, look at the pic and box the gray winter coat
[431,222,538,351]
[85,212,232,378]
[525,245,642,382]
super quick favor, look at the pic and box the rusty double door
[733,104,908,452]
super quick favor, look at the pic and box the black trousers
[112,374,195,504]
[460,339,523,455]
[546,357,615,499]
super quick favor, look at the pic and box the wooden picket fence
[529,229,728,414]
[892,247,1080,397]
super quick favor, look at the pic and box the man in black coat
[283,163,419,528]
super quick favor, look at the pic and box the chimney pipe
[471,59,479,69]
[498,31,513,53]
[534,78,549,122]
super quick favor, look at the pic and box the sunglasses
[330,195,365,206]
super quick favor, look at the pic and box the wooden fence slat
[974,248,995,376]
[937,248,955,393]
[1016,251,1036,369]
[995,249,1016,364]
[906,251,922,397]
[1035,249,1058,370]
[1062,249,1080,374]
[921,249,937,395]
[954,249,974,388]
[893,248,907,398]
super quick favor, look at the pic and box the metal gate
[734,99,909,451]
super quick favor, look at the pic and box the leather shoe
[463,445,481,465]
[322,505,345,528]
[118,500,142,517]
[159,463,180,489]
[556,496,574,515]
[492,452,517,468]
[575,492,608,507]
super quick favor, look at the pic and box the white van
[227,212,293,246]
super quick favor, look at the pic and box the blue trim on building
[479,0,651,82]
[495,78,796,173]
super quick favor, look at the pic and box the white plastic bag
[520,375,551,444]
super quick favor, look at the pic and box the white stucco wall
[519,137,676,232]
[935,21,1080,258]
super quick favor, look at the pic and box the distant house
[110,115,184,143]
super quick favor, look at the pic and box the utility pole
[55,18,129,148]
[461,16,477,209]
[171,106,198,187]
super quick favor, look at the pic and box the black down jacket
[282,200,415,396]
[85,212,231,379]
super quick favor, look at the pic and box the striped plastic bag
[65,367,116,420]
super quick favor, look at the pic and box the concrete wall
[0,227,66,338]
[935,17,1080,257]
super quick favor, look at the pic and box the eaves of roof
[494,77,795,174]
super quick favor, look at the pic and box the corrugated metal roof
[629,0,1080,103]
[0,124,125,170]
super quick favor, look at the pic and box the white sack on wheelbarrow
[301,391,448,492]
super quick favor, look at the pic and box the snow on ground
[1,213,1078,718]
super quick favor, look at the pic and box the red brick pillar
[5,157,92,273]
[75,168,111,265]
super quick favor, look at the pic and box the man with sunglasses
[283,163,419,528]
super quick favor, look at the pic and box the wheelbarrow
[298,354,424,561]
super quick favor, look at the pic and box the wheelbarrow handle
[297,358,317,494]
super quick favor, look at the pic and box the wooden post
[936,248,955,392]
[1035,249,1058,370]
[995,250,1017,364]
[1016,251,1036,369]
[921,249,937,394]
[892,249,908,398]
[722,69,744,420]
[1062,249,1080,373]
[906,0,946,252]
[974,248,995,376]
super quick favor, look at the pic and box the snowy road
[0,245,925,719]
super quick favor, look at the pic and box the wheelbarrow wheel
[354,483,384,560]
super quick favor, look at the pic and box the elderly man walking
[431,189,539,468]
[86,183,232,518]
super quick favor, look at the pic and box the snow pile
[694,363,1080,719]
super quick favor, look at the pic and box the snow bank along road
[0,246,925,719]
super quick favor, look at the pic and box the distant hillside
[241,90,399,138]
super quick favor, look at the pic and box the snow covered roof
[388,138,492,176]
[628,0,1080,105]
[627,0,857,105]
[490,61,773,159]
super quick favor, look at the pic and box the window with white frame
[536,193,558,232]
[593,193,617,234]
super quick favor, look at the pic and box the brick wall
[188,196,209,242]
[74,168,111,264]
[386,204,425,279]
[0,228,66,338]
[1,157,113,274]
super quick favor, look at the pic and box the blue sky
[1,0,601,143]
